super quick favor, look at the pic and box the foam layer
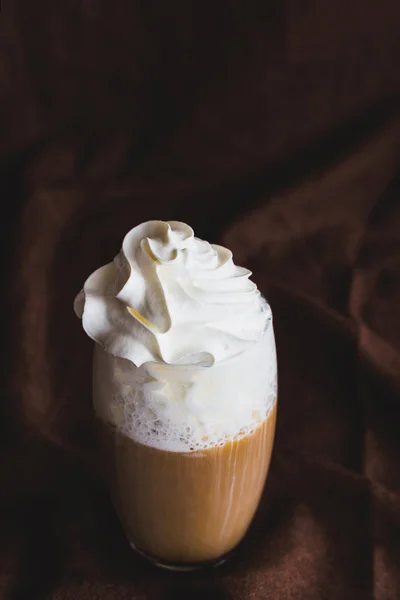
[93,312,277,452]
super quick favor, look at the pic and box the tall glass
[93,312,277,571]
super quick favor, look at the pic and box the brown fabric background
[1,1,400,599]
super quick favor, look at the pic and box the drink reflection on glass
[75,221,277,570]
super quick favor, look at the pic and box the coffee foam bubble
[93,314,277,452]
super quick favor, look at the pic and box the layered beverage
[75,221,277,569]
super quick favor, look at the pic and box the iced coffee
[75,221,277,570]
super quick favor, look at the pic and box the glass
[93,310,277,571]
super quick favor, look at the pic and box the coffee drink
[75,221,277,569]
[98,405,276,564]
[93,320,277,566]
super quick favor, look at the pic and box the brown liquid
[98,404,277,564]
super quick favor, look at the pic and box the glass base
[129,540,231,572]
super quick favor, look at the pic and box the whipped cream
[75,221,268,367]
[76,220,277,451]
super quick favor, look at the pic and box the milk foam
[93,310,277,452]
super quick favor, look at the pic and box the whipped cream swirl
[74,221,268,367]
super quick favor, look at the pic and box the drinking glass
[93,307,277,571]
